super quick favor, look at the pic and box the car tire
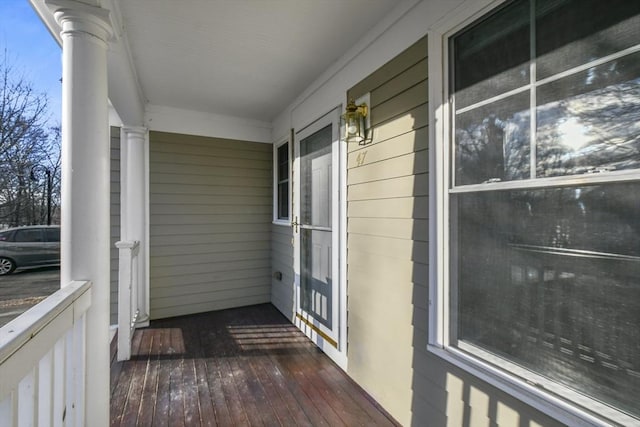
[0,257,16,275]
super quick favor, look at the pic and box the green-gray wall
[148,131,272,319]
[271,223,294,320]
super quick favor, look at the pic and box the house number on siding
[356,151,367,167]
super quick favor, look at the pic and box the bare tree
[0,52,60,227]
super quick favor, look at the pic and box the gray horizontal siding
[149,131,272,320]
[271,224,294,321]
[151,231,270,247]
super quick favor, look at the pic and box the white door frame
[293,106,347,368]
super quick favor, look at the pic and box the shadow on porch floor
[110,303,399,426]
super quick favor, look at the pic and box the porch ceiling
[116,0,400,122]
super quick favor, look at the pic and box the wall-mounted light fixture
[341,98,369,145]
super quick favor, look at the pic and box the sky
[0,0,62,126]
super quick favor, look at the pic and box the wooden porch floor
[110,303,399,426]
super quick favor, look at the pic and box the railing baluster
[53,338,65,427]
[0,393,13,427]
[38,351,53,427]
[65,327,74,427]
[116,240,140,361]
[73,313,86,427]
[18,368,36,427]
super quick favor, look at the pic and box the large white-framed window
[273,135,291,224]
[429,1,640,425]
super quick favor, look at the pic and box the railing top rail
[0,280,92,365]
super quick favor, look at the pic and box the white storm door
[294,108,341,349]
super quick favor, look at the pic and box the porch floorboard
[110,303,399,426]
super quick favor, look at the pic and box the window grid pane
[452,0,640,187]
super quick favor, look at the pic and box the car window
[45,228,60,242]
[0,231,10,241]
[13,229,44,242]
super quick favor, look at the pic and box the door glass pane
[452,182,640,417]
[300,125,332,227]
[299,124,333,329]
[301,228,332,329]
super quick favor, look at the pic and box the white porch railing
[115,240,140,361]
[0,280,92,427]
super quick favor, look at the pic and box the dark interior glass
[277,143,288,181]
[277,143,289,219]
[453,183,640,417]
[278,182,288,219]
[536,0,640,79]
[452,0,530,109]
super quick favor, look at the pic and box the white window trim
[272,133,292,225]
[427,1,639,426]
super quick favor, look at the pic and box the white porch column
[46,0,112,425]
[121,126,149,325]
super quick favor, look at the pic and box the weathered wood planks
[110,304,398,426]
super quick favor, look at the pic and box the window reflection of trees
[456,75,640,184]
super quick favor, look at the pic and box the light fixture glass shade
[342,99,368,145]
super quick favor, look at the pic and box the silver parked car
[0,225,60,275]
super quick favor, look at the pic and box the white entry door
[294,108,342,351]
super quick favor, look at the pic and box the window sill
[426,344,634,427]
[272,220,291,227]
